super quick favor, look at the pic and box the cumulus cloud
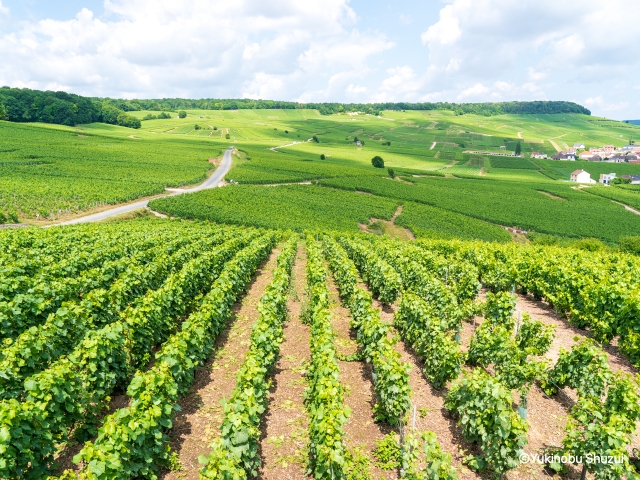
[0,0,638,119]
[0,0,389,100]
[417,0,640,118]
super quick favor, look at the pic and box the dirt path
[458,306,573,479]
[430,141,436,150]
[548,139,562,152]
[514,294,638,376]
[259,248,312,480]
[325,269,397,480]
[611,200,640,216]
[373,298,480,479]
[161,247,281,480]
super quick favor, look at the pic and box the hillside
[1,106,640,243]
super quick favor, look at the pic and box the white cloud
[0,0,389,100]
[417,0,640,118]
[457,83,489,100]
[421,5,461,46]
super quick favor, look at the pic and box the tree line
[98,97,591,117]
[0,87,591,129]
[0,87,141,128]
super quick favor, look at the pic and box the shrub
[225,133,230,139]
[158,112,171,119]
[320,154,325,160]
[619,236,640,255]
[372,156,384,168]
[387,168,395,178]
[178,111,187,118]
[312,135,319,143]
[194,124,201,130]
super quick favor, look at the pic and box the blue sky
[0,0,638,119]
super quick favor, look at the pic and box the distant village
[530,142,640,185]
[530,142,640,163]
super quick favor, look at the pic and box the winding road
[57,148,233,225]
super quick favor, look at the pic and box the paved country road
[56,148,233,225]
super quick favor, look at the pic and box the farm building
[570,169,596,183]
[599,173,616,185]
[553,152,576,160]
[621,175,640,184]
[531,152,547,159]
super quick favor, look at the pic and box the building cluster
[544,143,640,162]
[570,170,640,185]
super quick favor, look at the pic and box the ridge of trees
[0,86,591,128]
[0,87,140,128]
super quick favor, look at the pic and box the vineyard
[0,218,638,480]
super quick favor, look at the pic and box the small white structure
[531,152,547,159]
[573,143,586,149]
[570,169,596,183]
[599,173,616,185]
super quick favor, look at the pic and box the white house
[570,169,596,183]
[573,143,586,149]
[599,173,616,185]
[531,152,547,159]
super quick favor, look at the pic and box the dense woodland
[0,87,141,128]
[0,87,590,128]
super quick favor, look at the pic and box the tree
[178,111,187,118]
[312,135,319,143]
[515,142,522,155]
[320,154,325,160]
[0,103,6,120]
[387,168,395,178]
[225,133,230,139]
[194,124,201,130]
[372,156,384,168]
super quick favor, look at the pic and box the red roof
[571,169,586,175]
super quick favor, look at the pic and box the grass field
[2,108,640,242]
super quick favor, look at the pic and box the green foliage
[0,121,214,218]
[560,373,640,479]
[388,167,395,178]
[445,369,528,476]
[372,155,384,168]
[401,431,457,480]
[178,110,187,118]
[515,142,522,155]
[73,234,276,479]
[543,339,613,398]
[373,434,401,470]
[0,225,234,398]
[303,236,350,479]
[619,235,640,255]
[489,157,538,169]
[483,291,517,329]
[395,293,464,389]
[321,175,640,243]
[149,185,399,233]
[200,236,297,478]
[338,236,402,304]
[322,236,411,425]
[320,153,326,160]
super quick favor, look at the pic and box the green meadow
[2,108,640,242]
